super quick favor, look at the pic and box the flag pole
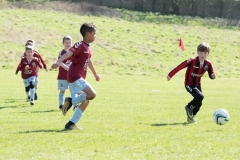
[178,38,185,93]
[178,47,182,93]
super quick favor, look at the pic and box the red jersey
[67,41,92,83]
[22,50,47,70]
[168,56,214,86]
[57,49,72,80]
[16,57,43,79]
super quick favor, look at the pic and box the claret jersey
[16,57,43,79]
[67,41,92,83]
[57,49,72,80]
[22,50,47,70]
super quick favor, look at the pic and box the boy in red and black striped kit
[167,42,216,123]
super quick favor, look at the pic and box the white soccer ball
[212,109,230,125]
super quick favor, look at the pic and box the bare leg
[82,85,96,100]
[78,100,89,112]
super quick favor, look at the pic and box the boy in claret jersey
[52,23,100,130]
[56,36,73,110]
[167,42,216,123]
[16,45,42,106]
[20,40,48,101]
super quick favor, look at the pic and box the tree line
[73,0,240,20]
[5,0,240,20]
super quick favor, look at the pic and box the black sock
[25,86,30,92]
[67,121,75,125]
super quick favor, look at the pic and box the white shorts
[69,78,89,96]
[23,76,37,87]
[58,80,69,90]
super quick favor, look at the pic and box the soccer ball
[212,109,230,125]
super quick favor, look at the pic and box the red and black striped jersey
[168,56,214,86]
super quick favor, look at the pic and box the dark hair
[62,35,72,43]
[25,45,34,51]
[80,23,96,37]
[25,42,33,47]
[197,42,210,52]
[26,39,35,45]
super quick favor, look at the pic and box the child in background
[57,36,73,110]
[21,40,48,100]
[16,44,42,106]
[52,23,100,130]
[167,42,216,123]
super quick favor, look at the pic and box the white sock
[72,93,86,105]
[30,88,35,101]
[70,107,83,124]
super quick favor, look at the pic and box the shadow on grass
[205,129,222,132]
[4,99,17,103]
[18,109,58,113]
[0,106,17,110]
[18,129,72,134]
[4,99,25,103]
[30,109,57,113]
[151,122,189,126]
[1,98,29,109]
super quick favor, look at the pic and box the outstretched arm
[167,59,189,81]
[88,59,100,81]
[59,62,69,71]
[166,75,171,81]
[37,52,48,71]
[36,60,43,69]
[15,59,24,74]
[211,73,216,79]
[52,50,73,69]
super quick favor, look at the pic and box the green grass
[0,69,240,159]
[0,7,240,77]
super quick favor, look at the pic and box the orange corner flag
[179,38,185,51]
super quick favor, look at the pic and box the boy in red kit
[21,40,48,100]
[57,36,73,110]
[52,23,100,130]
[16,45,42,106]
[167,42,216,123]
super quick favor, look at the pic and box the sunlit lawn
[0,69,239,159]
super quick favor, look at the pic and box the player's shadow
[18,109,58,113]
[0,106,17,110]
[205,129,222,132]
[4,99,25,103]
[18,129,72,134]
[30,109,57,113]
[151,122,189,126]
[1,99,24,109]
[4,99,17,103]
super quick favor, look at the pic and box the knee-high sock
[58,92,64,105]
[70,107,83,124]
[72,93,86,106]
[25,86,30,97]
[30,88,35,101]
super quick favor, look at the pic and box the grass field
[0,2,240,159]
[0,5,240,77]
[0,69,239,159]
